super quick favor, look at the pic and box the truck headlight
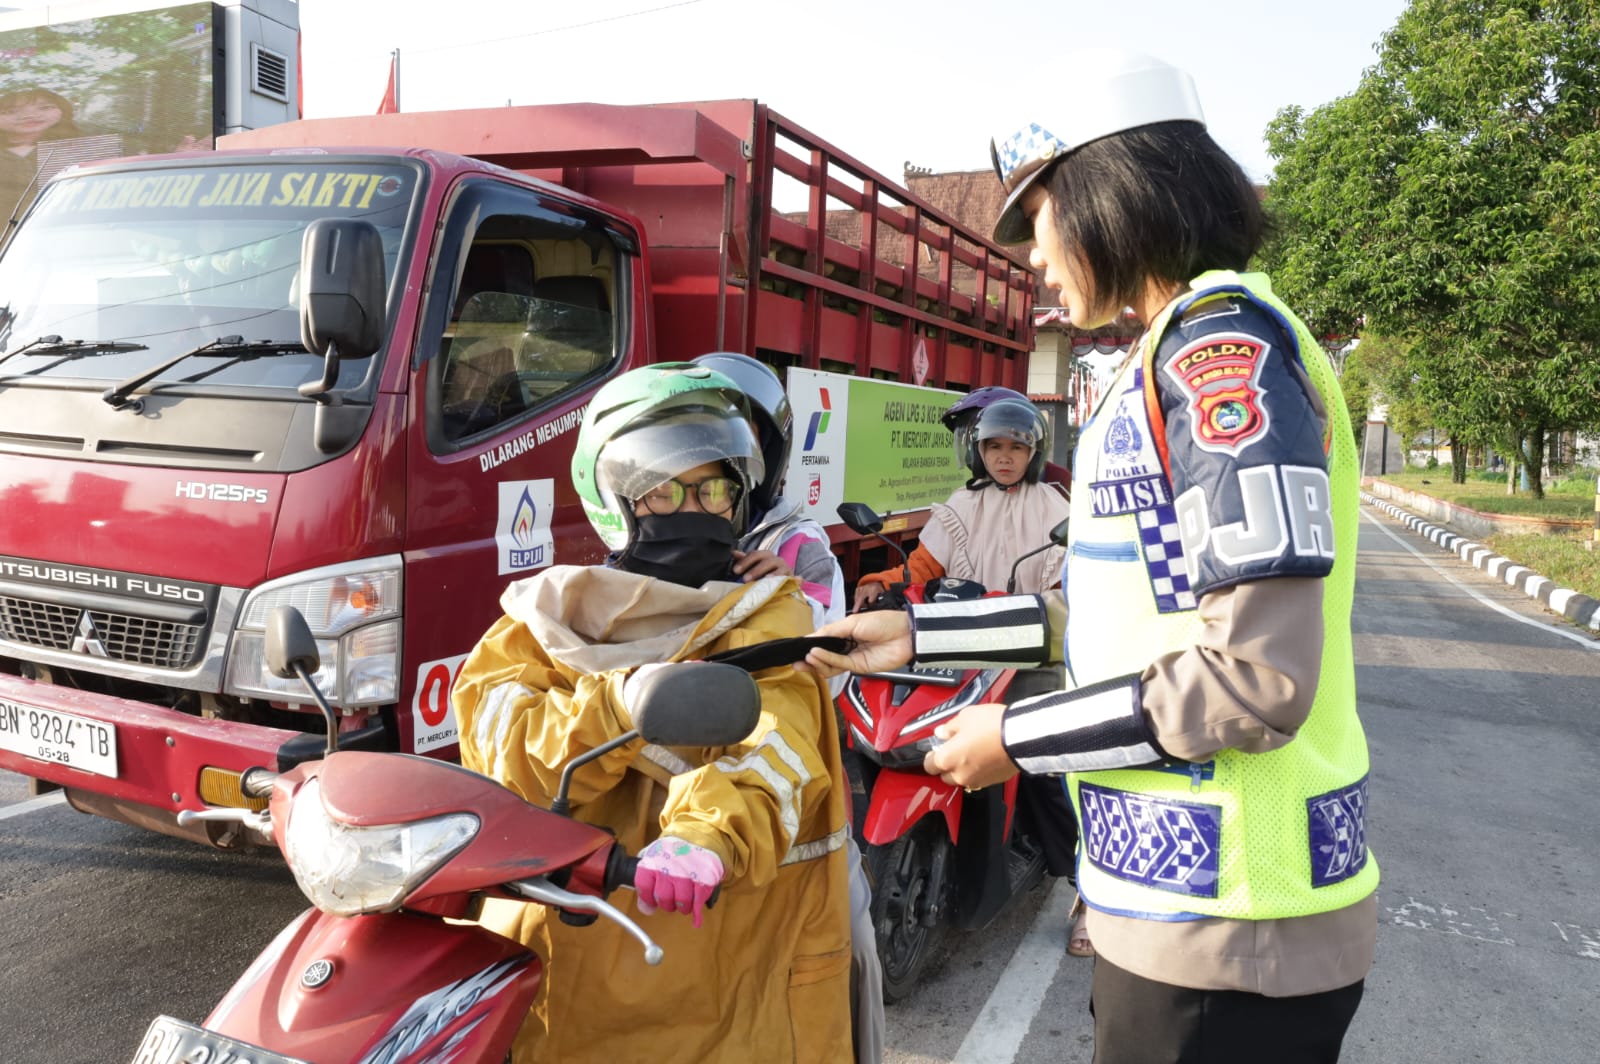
[226,556,402,706]
[284,776,478,915]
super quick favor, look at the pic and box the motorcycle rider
[800,49,1376,1064]
[693,351,846,625]
[853,391,1069,609]
[689,350,884,1063]
[853,386,1084,953]
[452,362,854,1063]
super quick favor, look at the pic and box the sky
[291,0,1415,186]
[0,0,1412,190]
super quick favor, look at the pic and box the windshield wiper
[103,335,308,409]
[0,337,152,387]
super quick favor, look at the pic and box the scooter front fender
[205,906,540,1063]
[861,766,963,847]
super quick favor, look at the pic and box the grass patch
[1371,467,1600,600]
[1484,532,1600,601]
[1374,467,1596,519]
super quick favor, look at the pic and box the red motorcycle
[128,606,761,1064]
[836,502,1069,1001]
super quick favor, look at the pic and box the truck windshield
[0,160,417,392]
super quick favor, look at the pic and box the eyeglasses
[637,475,741,516]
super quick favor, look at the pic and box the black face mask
[616,511,738,588]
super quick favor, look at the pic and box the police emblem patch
[1161,334,1271,454]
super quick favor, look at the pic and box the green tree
[1262,0,1600,498]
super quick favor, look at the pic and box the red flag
[376,53,399,115]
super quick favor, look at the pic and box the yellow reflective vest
[1066,271,1379,921]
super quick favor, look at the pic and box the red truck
[0,100,1035,845]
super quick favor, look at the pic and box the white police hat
[990,50,1206,246]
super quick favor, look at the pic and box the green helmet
[572,362,766,551]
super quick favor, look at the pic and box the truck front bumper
[0,671,300,830]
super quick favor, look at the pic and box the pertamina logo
[803,388,833,450]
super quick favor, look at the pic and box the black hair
[1046,121,1264,319]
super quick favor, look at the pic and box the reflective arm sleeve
[1001,672,1171,774]
[908,595,1052,668]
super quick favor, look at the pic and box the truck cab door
[401,177,635,756]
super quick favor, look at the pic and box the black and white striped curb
[1361,493,1600,632]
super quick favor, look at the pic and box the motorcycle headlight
[284,776,479,916]
[880,669,1006,768]
[841,677,873,729]
[226,557,402,706]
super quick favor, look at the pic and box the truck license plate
[129,1016,310,1064]
[0,698,118,778]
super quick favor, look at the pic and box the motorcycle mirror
[836,502,883,535]
[1004,518,1071,596]
[264,605,340,756]
[837,501,911,588]
[265,606,321,678]
[632,662,760,748]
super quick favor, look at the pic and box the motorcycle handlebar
[239,767,278,800]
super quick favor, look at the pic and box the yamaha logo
[301,959,335,989]
[69,613,107,657]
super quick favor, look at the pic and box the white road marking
[1360,509,1600,651]
[0,790,65,820]
[952,877,1075,1064]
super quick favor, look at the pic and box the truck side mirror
[299,218,386,363]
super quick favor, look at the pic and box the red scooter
[836,502,1069,1001]
[127,606,761,1064]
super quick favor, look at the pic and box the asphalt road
[2,502,1597,1064]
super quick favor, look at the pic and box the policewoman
[801,49,1377,1063]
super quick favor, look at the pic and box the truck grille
[0,594,205,670]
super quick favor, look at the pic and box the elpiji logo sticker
[1161,334,1271,454]
[496,479,555,575]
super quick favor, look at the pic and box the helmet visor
[594,396,764,504]
[966,398,1043,448]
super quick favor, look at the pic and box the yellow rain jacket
[452,564,854,1064]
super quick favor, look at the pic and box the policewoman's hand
[923,703,1017,790]
[798,610,912,679]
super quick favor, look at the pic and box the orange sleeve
[857,543,946,591]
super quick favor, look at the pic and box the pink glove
[633,836,724,928]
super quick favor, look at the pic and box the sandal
[1067,892,1095,958]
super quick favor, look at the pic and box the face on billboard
[0,2,215,227]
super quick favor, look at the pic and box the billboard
[786,368,969,525]
[0,1,217,226]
